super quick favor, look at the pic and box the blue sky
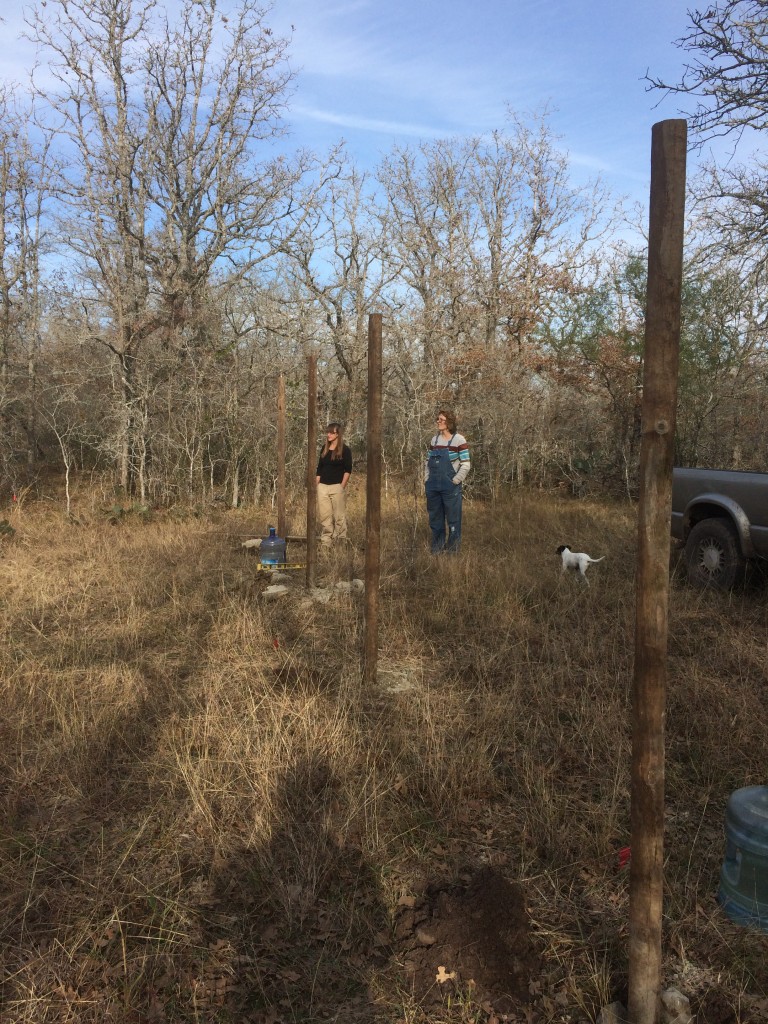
[263,0,703,210]
[4,0,710,215]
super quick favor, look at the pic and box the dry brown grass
[0,485,767,1023]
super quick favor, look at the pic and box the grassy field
[1,485,767,1023]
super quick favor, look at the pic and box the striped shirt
[424,432,471,484]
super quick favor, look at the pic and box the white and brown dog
[556,545,605,584]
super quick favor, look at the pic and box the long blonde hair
[321,422,345,460]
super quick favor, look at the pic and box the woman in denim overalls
[424,410,471,553]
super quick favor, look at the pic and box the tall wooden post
[364,313,383,685]
[628,119,687,1024]
[277,373,286,540]
[306,353,318,589]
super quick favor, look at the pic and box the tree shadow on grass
[0,528,226,1020]
[202,750,390,1023]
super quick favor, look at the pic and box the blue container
[718,785,768,932]
[259,526,287,567]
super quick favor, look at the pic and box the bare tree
[0,87,55,489]
[462,114,610,351]
[377,114,613,489]
[26,0,159,492]
[676,254,768,467]
[377,139,472,374]
[280,158,392,430]
[647,1,768,142]
[143,0,324,339]
[648,3,768,285]
[378,115,610,363]
[26,0,322,500]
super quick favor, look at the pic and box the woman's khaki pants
[317,483,347,546]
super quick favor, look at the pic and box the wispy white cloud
[291,104,448,139]
[566,150,646,183]
[0,0,703,214]
[289,34,493,117]
[275,0,517,127]
[268,0,699,212]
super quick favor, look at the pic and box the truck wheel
[684,519,746,589]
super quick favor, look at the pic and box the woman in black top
[315,422,352,547]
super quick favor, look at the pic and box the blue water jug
[260,526,287,567]
[718,785,768,932]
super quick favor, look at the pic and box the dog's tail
[589,555,606,563]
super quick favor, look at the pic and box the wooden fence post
[364,313,383,685]
[277,373,286,541]
[628,118,687,1024]
[306,353,317,589]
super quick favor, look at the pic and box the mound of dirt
[393,865,541,1016]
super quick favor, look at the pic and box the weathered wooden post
[364,313,383,685]
[306,353,318,589]
[628,118,687,1024]
[277,373,286,541]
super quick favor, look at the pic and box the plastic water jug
[718,785,768,932]
[260,526,287,567]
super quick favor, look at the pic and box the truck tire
[684,518,747,589]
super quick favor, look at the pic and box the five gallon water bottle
[259,526,287,568]
[718,785,768,932]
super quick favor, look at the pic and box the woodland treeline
[2,0,768,508]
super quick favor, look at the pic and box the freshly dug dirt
[393,865,541,1016]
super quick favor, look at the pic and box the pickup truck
[671,467,768,588]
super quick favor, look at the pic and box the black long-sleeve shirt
[316,444,352,485]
